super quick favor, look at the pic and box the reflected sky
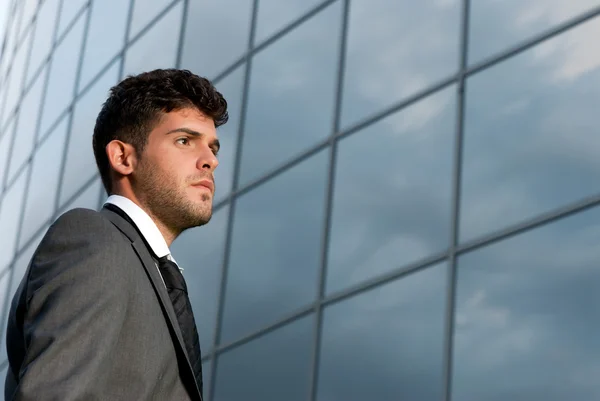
[0,1,599,399]
[453,206,600,401]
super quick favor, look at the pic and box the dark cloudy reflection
[460,15,600,242]
[180,0,253,80]
[327,87,455,294]
[171,206,230,352]
[212,66,244,203]
[453,206,600,401]
[220,150,328,343]
[254,0,326,44]
[340,0,460,129]
[318,262,447,401]
[213,315,313,401]
[469,0,599,64]
[238,1,340,186]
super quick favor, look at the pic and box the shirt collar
[104,194,180,267]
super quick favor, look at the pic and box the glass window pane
[17,0,37,40]
[327,87,455,294]
[453,206,600,401]
[129,0,173,40]
[122,1,183,77]
[340,0,460,129]
[6,66,46,183]
[58,175,102,214]
[2,28,33,128]
[19,114,69,247]
[180,0,252,79]
[221,150,328,342]
[255,0,324,44]
[318,262,447,401]
[39,12,86,139]
[56,0,88,39]
[213,67,244,203]
[78,0,129,90]
[202,360,211,400]
[170,205,229,352]
[239,2,340,186]
[214,315,313,401]
[0,117,17,186]
[0,166,30,268]
[460,17,600,243]
[469,0,599,64]
[25,0,60,86]
[0,3,23,83]
[59,60,120,206]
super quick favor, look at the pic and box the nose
[197,144,218,172]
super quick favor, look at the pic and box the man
[4,69,228,400]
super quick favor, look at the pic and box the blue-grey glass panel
[0,268,12,363]
[0,358,7,379]
[460,16,600,243]
[469,0,600,64]
[202,360,211,401]
[213,67,244,203]
[327,87,455,294]
[254,0,324,44]
[0,166,30,268]
[221,150,328,342]
[9,227,47,313]
[2,28,33,128]
[122,1,182,77]
[128,0,174,40]
[239,1,340,186]
[170,206,229,352]
[0,1,23,83]
[25,0,60,86]
[318,262,447,401]
[38,12,86,139]
[180,0,252,80]
[340,0,460,129]
[78,0,129,91]
[0,117,17,186]
[6,65,46,183]
[56,0,88,39]
[213,315,313,401]
[19,114,69,247]
[59,60,120,206]
[58,175,102,214]
[453,206,600,401]
[17,0,37,40]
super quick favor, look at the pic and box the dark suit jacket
[4,207,202,401]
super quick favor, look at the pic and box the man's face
[133,107,220,234]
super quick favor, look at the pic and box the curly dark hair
[92,68,228,194]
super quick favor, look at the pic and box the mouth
[192,179,214,193]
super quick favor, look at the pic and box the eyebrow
[166,127,220,151]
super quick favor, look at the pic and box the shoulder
[27,208,136,296]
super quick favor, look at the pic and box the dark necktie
[158,256,203,395]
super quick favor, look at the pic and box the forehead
[152,108,217,137]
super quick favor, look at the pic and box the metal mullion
[206,0,259,399]
[174,0,189,69]
[308,0,349,400]
[442,0,470,399]
[52,1,92,216]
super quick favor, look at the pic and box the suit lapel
[100,207,202,400]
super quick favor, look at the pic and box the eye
[176,137,190,145]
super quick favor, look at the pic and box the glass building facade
[1,0,600,399]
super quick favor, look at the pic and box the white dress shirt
[104,195,183,287]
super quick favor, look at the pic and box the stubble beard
[136,164,213,236]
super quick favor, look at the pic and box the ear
[106,140,137,176]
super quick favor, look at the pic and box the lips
[192,179,214,193]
